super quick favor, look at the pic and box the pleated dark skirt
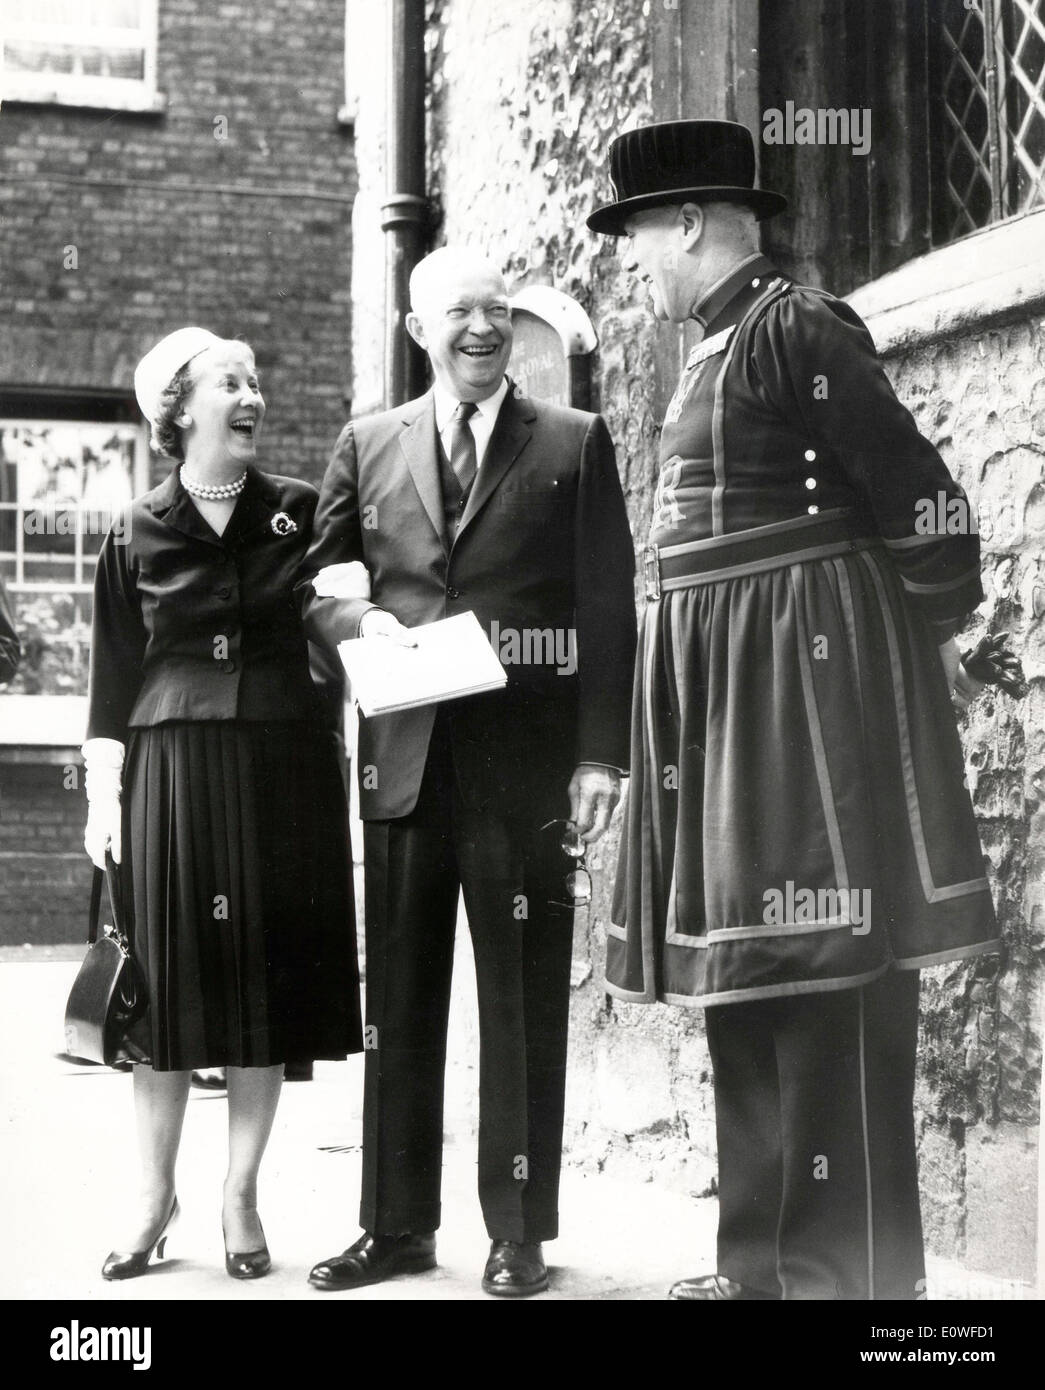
[608,542,999,1007]
[122,720,363,1070]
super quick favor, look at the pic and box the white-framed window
[0,411,148,696]
[0,417,147,599]
[0,0,160,112]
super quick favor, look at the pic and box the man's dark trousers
[706,968,925,1300]
[359,712,574,1244]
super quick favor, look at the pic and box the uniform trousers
[359,713,575,1243]
[705,967,925,1300]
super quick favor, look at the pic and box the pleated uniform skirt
[122,720,363,1070]
[608,540,999,1007]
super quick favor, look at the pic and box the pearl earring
[178,413,193,427]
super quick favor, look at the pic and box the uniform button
[805,477,817,490]
[752,277,761,288]
[807,505,820,515]
[804,449,817,462]
[223,659,237,673]
[447,586,460,600]
[215,585,232,599]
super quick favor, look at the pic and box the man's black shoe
[481,1240,548,1298]
[308,1231,436,1291]
[668,1272,778,1300]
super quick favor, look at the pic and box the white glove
[82,737,125,868]
[312,562,372,599]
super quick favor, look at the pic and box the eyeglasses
[540,820,592,909]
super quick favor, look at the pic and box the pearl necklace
[181,467,247,500]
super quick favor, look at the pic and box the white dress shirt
[433,375,510,469]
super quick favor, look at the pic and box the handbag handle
[87,851,128,947]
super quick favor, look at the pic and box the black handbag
[64,853,151,1067]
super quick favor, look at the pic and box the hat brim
[587,186,788,235]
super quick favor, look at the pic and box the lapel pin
[271,511,297,536]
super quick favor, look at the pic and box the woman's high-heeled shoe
[101,1196,179,1280]
[223,1215,271,1280]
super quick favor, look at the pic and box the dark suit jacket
[301,384,637,821]
[87,465,340,741]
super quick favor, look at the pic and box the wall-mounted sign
[508,286,598,411]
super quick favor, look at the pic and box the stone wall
[882,317,1045,1280]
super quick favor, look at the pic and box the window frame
[930,0,1045,247]
[0,0,162,114]
[0,410,149,599]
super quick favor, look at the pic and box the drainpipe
[381,0,430,408]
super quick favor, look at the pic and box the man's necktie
[449,401,479,494]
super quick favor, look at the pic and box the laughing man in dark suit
[302,246,636,1297]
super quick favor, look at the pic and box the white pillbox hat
[133,327,222,425]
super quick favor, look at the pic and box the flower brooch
[271,511,297,536]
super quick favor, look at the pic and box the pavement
[0,950,1036,1304]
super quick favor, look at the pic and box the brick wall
[0,0,355,476]
[0,757,94,947]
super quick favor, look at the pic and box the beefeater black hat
[587,119,787,235]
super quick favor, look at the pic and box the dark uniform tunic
[87,465,362,1070]
[609,254,998,1008]
[608,254,999,1300]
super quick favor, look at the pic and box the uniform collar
[694,253,777,333]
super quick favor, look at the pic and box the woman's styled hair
[150,361,196,460]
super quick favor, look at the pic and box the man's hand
[567,764,622,845]
[939,635,984,712]
[358,607,417,647]
[953,663,984,713]
[938,636,962,693]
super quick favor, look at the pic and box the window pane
[0,507,17,556]
[7,0,144,28]
[24,525,76,558]
[932,0,1045,242]
[1000,0,1045,214]
[23,559,78,584]
[5,40,145,81]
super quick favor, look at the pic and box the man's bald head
[409,246,508,317]
[405,246,514,402]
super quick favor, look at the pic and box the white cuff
[312,561,372,600]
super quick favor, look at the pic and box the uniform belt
[642,508,878,600]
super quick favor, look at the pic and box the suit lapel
[227,467,283,542]
[456,386,535,542]
[149,465,282,548]
[148,465,224,548]
[397,393,447,552]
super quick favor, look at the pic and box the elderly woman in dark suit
[82,327,362,1281]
